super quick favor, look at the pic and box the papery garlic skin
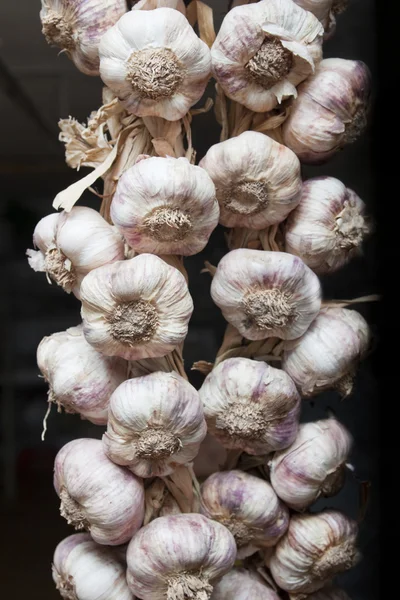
[307,586,351,600]
[282,58,372,164]
[99,8,211,121]
[211,0,323,113]
[54,438,145,546]
[111,157,219,255]
[80,254,193,360]
[269,510,360,595]
[37,325,127,425]
[132,0,186,13]
[270,418,352,511]
[282,307,371,397]
[52,533,134,600]
[199,358,301,455]
[199,131,301,230]
[285,177,371,274]
[126,514,237,599]
[103,371,207,478]
[40,0,127,76]
[200,470,289,558]
[293,0,346,38]
[211,568,280,600]
[27,207,124,299]
[211,249,321,341]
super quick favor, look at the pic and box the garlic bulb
[200,470,289,558]
[211,0,324,112]
[269,418,352,511]
[54,438,145,545]
[269,510,360,595]
[37,325,127,425]
[103,371,207,477]
[211,568,280,600]
[282,58,372,164]
[126,514,237,599]
[293,0,347,38]
[80,253,193,360]
[199,358,301,455]
[111,156,219,255]
[282,307,371,397]
[211,249,321,341]
[99,8,211,121]
[307,586,351,600]
[52,533,133,600]
[284,177,371,274]
[40,0,127,76]
[27,207,124,299]
[199,131,301,230]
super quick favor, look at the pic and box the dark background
[0,1,382,598]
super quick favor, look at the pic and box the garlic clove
[211,568,280,600]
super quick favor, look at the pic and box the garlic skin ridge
[211,568,280,600]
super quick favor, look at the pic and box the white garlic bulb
[199,358,301,455]
[40,0,127,76]
[211,0,323,113]
[126,514,237,599]
[211,249,321,341]
[103,371,207,477]
[282,58,372,164]
[282,307,371,397]
[200,470,289,558]
[80,253,193,360]
[199,131,301,230]
[284,177,371,274]
[52,533,134,600]
[27,207,124,299]
[269,418,352,511]
[111,156,219,255]
[211,568,280,600]
[269,510,360,596]
[99,8,211,121]
[54,438,145,546]
[37,325,127,425]
[307,586,351,600]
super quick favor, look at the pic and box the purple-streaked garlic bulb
[284,177,371,274]
[200,470,289,558]
[111,157,219,256]
[211,568,280,600]
[307,586,352,600]
[126,514,237,599]
[199,358,301,455]
[54,438,144,546]
[103,371,207,478]
[269,418,352,511]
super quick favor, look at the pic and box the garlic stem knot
[334,199,369,251]
[45,248,76,293]
[59,488,90,532]
[41,12,75,50]
[220,516,260,547]
[53,568,78,600]
[219,180,269,216]
[332,0,349,15]
[142,207,193,242]
[242,289,296,331]
[320,464,346,496]
[343,107,368,144]
[245,36,293,90]
[136,428,182,460]
[335,372,354,398]
[126,48,185,100]
[108,300,159,345]
[166,572,213,600]
[312,539,359,581]
[215,402,267,441]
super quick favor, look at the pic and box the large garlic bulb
[126,514,237,599]
[211,0,324,112]
[211,568,280,600]
[99,8,211,121]
[27,207,124,299]
[199,358,301,455]
[199,131,302,230]
[37,325,127,425]
[80,254,193,360]
[54,438,145,546]
[211,249,321,341]
[111,156,219,255]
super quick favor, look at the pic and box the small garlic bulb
[200,470,289,558]
[284,177,371,274]
[37,325,127,425]
[111,157,219,255]
[269,510,360,596]
[211,568,280,600]
[211,249,321,341]
[282,307,371,397]
[199,131,301,230]
[27,207,124,299]
[54,438,145,546]
[307,586,351,600]
[269,418,352,511]
[282,58,372,164]
[99,8,211,121]
[211,0,323,112]
[199,358,301,455]
[52,533,134,600]
[80,253,193,360]
[40,0,127,76]
[126,514,237,599]
[103,371,207,477]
